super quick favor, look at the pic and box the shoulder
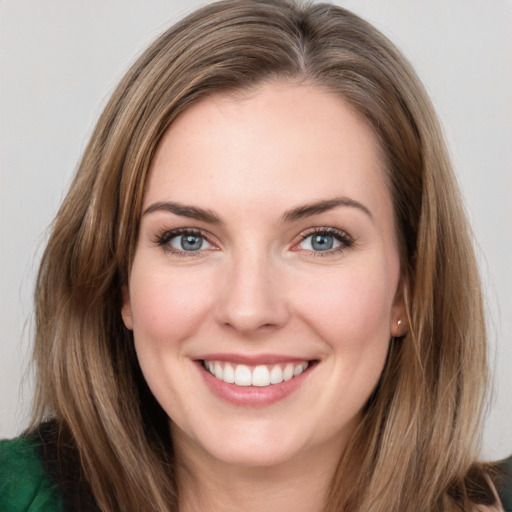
[451,463,507,512]
[494,455,512,512]
[0,435,64,512]
[472,472,506,512]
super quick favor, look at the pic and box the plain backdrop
[1,0,511,460]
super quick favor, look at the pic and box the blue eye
[311,234,335,251]
[298,229,352,253]
[157,229,213,253]
[171,233,207,251]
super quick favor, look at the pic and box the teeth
[252,365,270,387]
[223,363,235,383]
[283,363,294,381]
[234,364,252,386]
[203,360,310,387]
[294,363,305,376]
[269,365,283,384]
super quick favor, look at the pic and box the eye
[170,233,211,251]
[156,228,214,254]
[296,228,353,254]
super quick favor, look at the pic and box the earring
[397,320,402,327]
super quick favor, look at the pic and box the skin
[122,82,406,511]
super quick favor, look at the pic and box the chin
[206,438,305,468]
[173,417,315,469]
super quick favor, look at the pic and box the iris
[311,234,334,251]
[181,234,203,251]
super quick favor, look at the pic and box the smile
[202,360,309,387]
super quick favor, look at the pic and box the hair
[31,1,492,510]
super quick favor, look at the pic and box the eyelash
[154,227,354,257]
[297,227,354,257]
[154,228,214,257]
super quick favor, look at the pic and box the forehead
[144,82,390,221]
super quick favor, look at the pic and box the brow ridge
[144,196,371,225]
[143,201,223,224]
[282,197,373,222]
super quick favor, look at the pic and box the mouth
[202,359,311,387]
[195,354,318,406]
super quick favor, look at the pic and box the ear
[390,279,407,338]
[121,285,133,330]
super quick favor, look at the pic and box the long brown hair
[32,1,491,510]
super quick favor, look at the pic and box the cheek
[129,263,215,346]
[292,263,397,351]
[290,263,397,418]
[127,261,217,421]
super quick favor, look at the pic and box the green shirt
[0,436,64,512]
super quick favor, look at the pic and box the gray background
[1,0,511,460]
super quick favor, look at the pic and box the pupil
[181,235,202,251]
[312,234,333,251]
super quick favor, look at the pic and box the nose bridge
[215,244,289,333]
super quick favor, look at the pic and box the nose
[214,250,290,335]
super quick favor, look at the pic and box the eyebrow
[143,196,372,225]
[143,201,223,224]
[281,197,373,222]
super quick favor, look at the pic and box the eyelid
[292,226,354,255]
[154,227,219,256]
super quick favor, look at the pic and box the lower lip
[196,361,315,407]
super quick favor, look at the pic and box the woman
[0,0,504,510]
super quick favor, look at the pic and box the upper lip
[195,353,316,365]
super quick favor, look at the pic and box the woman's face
[122,82,405,469]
